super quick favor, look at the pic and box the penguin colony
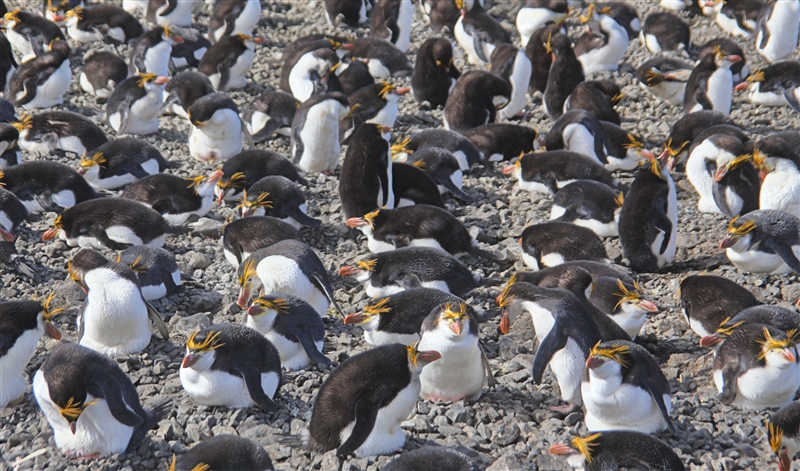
[3,0,800,469]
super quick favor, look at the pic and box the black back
[679,274,760,335]
[642,11,690,51]
[339,123,393,219]
[543,33,585,119]
[164,71,215,113]
[577,431,686,470]
[1,160,98,211]
[520,222,609,264]
[82,51,128,97]
[553,180,620,225]
[90,138,169,179]
[59,198,170,246]
[120,173,202,215]
[27,110,108,152]
[542,110,608,163]
[526,23,563,95]
[565,81,621,125]
[176,435,274,471]
[197,323,281,375]
[383,446,478,471]
[402,129,483,167]
[369,204,473,255]
[391,162,447,208]
[118,245,180,293]
[0,300,42,357]
[444,70,512,133]
[518,151,617,190]
[223,216,303,265]
[412,37,458,108]
[464,123,537,161]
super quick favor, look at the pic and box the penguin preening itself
[129,25,183,78]
[684,46,741,115]
[79,138,170,191]
[699,305,800,348]
[411,37,460,109]
[33,342,168,457]
[120,173,216,225]
[283,47,340,103]
[336,59,375,96]
[543,33,586,120]
[180,323,282,410]
[304,343,441,459]
[443,70,511,133]
[292,92,351,175]
[243,91,299,142]
[504,151,618,196]
[117,245,181,301]
[736,62,800,113]
[246,294,331,370]
[170,435,275,471]
[369,0,414,52]
[43,0,84,24]
[0,297,62,408]
[660,110,735,169]
[61,5,143,44]
[383,446,479,471]
[400,147,474,202]
[208,0,262,43]
[564,80,622,125]
[767,402,800,471]
[214,149,308,203]
[541,109,608,165]
[720,210,800,275]
[0,161,98,213]
[418,0,465,34]
[756,136,800,218]
[463,123,537,163]
[106,73,169,135]
[636,56,694,106]
[7,39,71,110]
[678,274,761,338]
[79,50,128,102]
[162,71,214,119]
[199,33,264,91]
[453,0,511,66]
[145,0,198,27]
[550,180,623,238]
[574,4,629,75]
[12,111,108,157]
[640,11,690,54]
[188,92,247,162]
[515,0,569,48]
[0,9,65,62]
[222,215,302,267]
[393,129,484,170]
[755,0,800,64]
[519,221,610,270]
[601,122,652,171]
[490,44,532,120]
[339,123,394,220]
[549,431,687,470]
[340,38,413,78]
[696,38,749,84]
[237,176,319,229]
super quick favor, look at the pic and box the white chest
[715,360,800,409]
[180,366,279,407]
[0,327,42,406]
[295,103,341,174]
[418,331,484,402]
[80,275,151,356]
[143,42,172,77]
[498,51,532,120]
[24,59,71,109]
[706,67,733,114]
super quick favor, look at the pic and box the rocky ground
[2,0,800,470]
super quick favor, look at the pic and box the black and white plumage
[505,150,618,195]
[700,0,762,38]
[391,162,447,208]
[549,431,687,470]
[63,5,143,44]
[701,305,800,348]
[214,149,308,204]
[339,123,394,220]
[79,50,128,102]
[755,0,800,64]
[660,110,735,169]
[222,215,303,266]
[0,123,21,169]
[13,111,108,157]
[443,70,511,133]
[0,9,65,62]
[120,173,216,225]
[411,37,460,109]
[400,147,474,201]
[42,0,84,22]
[453,0,511,66]
[7,39,70,110]
[684,47,741,115]
[0,32,16,94]
[574,6,629,74]
[636,56,694,106]
[0,160,97,213]
[767,401,800,471]
[340,37,413,78]
[323,0,369,27]
[696,38,749,83]
[172,435,275,471]
[721,209,800,275]
[167,26,210,71]
[519,221,610,270]
[640,11,690,54]
[337,59,375,95]
[564,80,622,125]
[756,134,800,217]
[339,81,409,143]
[737,61,800,113]
[79,138,169,191]
[369,0,415,52]
[291,92,351,174]
[106,73,169,135]
[282,47,341,103]
[188,92,246,162]
[242,91,299,142]
[237,175,320,229]
[525,22,564,96]
[383,446,479,471]
[208,0,261,42]
[678,274,761,338]
[392,129,484,170]
[585,277,658,339]
[550,180,623,238]
[129,25,182,77]
[463,123,537,163]
[417,0,463,34]
[198,33,263,91]
[601,121,651,171]
[145,0,198,26]
[0,187,26,242]
[543,33,585,120]
[541,110,609,165]
[490,44,532,120]
[162,70,215,119]
[516,0,569,48]
[117,245,181,301]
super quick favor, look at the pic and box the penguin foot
[550,403,579,414]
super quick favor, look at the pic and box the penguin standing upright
[145,0,197,27]
[640,11,690,54]
[120,173,216,225]
[417,0,462,34]
[12,111,108,157]
[696,38,749,83]
[684,46,741,115]
[7,39,71,110]
[80,138,169,190]
[62,5,143,44]
[544,33,585,120]
[106,73,169,135]
[454,0,512,66]
[0,33,16,94]
[340,82,409,143]
[678,274,760,338]
[443,70,511,133]
[526,22,564,96]
[33,343,168,457]
[0,9,65,62]
[636,56,694,106]
[117,244,181,301]
[167,26,210,70]
[516,0,569,48]
[550,180,623,238]
[242,91,299,142]
[756,136,800,217]
[720,210,800,275]
[411,37,460,109]
[369,0,414,52]
[172,435,275,471]
[199,33,263,91]
[80,50,128,102]
[162,70,215,119]
[463,123,537,162]
[222,215,302,266]
[236,175,320,229]
[208,0,262,42]
[324,0,368,27]
[574,5,629,74]
[291,93,351,174]
[755,0,800,64]
[339,123,394,219]
[129,25,183,77]
[188,93,246,162]
[490,44,532,119]
[549,431,686,470]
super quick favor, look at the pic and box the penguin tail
[288,206,322,227]
[146,401,171,429]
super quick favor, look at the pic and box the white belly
[0,328,41,407]
[113,89,163,135]
[364,329,420,346]
[583,380,670,433]
[264,331,321,371]
[497,52,532,120]
[563,123,602,163]
[715,362,800,409]
[180,367,279,407]
[707,68,733,115]
[548,337,586,405]
[761,172,800,217]
[368,101,399,128]
[578,26,628,74]
[23,60,71,109]
[189,111,243,161]
[80,284,152,356]
[155,1,195,26]
[142,42,172,77]
[644,80,686,106]
[393,0,413,52]
[726,248,792,274]
[294,107,340,174]
[516,8,566,48]
[418,333,484,402]
[257,256,329,316]
[223,48,255,90]
[757,3,800,63]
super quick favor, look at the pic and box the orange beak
[338,265,359,277]
[760,168,769,181]
[173,35,184,44]
[713,166,728,182]
[345,217,367,228]
[502,165,515,175]
[586,356,605,369]
[719,236,736,249]
[42,228,59,240]
[699,335,722,347]
[449,320,462,336]
[69,421,77,434]
[640,149,655,160]
[46,323,62,340]
[344,312,368,324]
[395,87,410,95]
[216,190,227,205]
[727,54,742,63]
[499,310,510,335]
[207,169,223,182]
[417,350,442,363]
[246,304,264,316]
[154,76,169,85]
[0,228,14,242]
[783,348,796,363]
[182,353,199,368]
[780,449,792,471]
[638,300,658,312]
[734,82,750,92]
[549,443,573,455]
[236,286,250,308]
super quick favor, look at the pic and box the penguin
[755,0,800,64]
[291,92,351,174]
[161,26,208,71]
[443,70,511,133]
[242,91,299,142]
[391,162,448,208]
[7,39,70,110]
[214,149,308,204]
[0,32,16,94]
[417,0,462,34]
[188,92,246,162]
[550,180,623,238]
[462,123,537,162]
[525,22,564,96]
[756,136,800,218]
[171,435,275,471]
[601,122,652,171]
[400,147,474,201]
[640,11,690,54]
[120,173,216,225]
[42,0,83,23]
[489,44,532,119]
[79,50,128,103]
[678,273,761,338]
[564,80,622,125]
[515,0,569,48]
[246,294,331,370]
[42,198,185,249]
[162,70,215,119]
[700,0,762,38]
[0,124,20,170]
[453,0,512,66]
[344,205,497,261]
[145,0,198,27]
[281,34,350,62]
[411,37,460,109]
[78,138,169,191]
[343,288,465,346]
[236,239,342,317]
[0,9,65,62]
[222,215,303,267]
[596,2,641,40]
[129,25,183,77]
[341,37,413,78]
[696,37,749,83]
[12,111,108,157]
[581,340,675,433]
[33,342,168,457]
[574,5,629,75]
[68,248,169,355]
[117,245,181,301]
[337,58,375,96]
[283,47,341,103]
[418,301,487,402]
[0,297,62,408]
[636,56,694,106]
[338,246,484,298]
[720,210,800,275]
[0,161,97,213]
[180,323,282,410]
[700,304,800,348]
[199,33,263,91]
[660,110,735,168]
[369,0,414,52]
[383,446,479,471]
[106,73,169,135]
[543,33,586,120]
[236,176,321,229]
[767,401,800,471]
[62,5,143,44]
[618,158,678,272]
[304,343,440,460]
[504,150,618,195]
[339,123,394,220]
[340,81,409,143]
[684,46,741,115]
[0,98,14,123]
[0,187,26,241]
[736,62,800,112]
[549,431,687,470]
[686,134,760,217]
[586,277,659,338]
[323,0,369,27]
[208,0,261,42]
[519,221,610,270]
[713,323,800,409]
[391,129,484,170]
[541,109,609,165]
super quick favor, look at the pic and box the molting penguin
[341,38,412,78]
[736,62,800,112]
[199,33,264,91]
[400,147,474,201]
[236,175,320,229]
[700,0,762,38]
[636,56,694,106]
[222,215,302,266]
[0,297,62,407]
[180,323,282,410]
[188,92,246,162]
[411,37,460,109]
[543,33,585,120]
[525,22,564,96]
[519,221,610,270]
[339,123,394,219]
[171,435,275,471]
[550,180,623,238]
[504,150,618,195]
[340,81,409,143]
[541,109,608,165]
[242,90,299,142]
[443,70,511,133]
[490,44,532,119]
[117,245,181,301]
[463,123,537,163]
[291,92,351,175]
[0,161,97,213]
[120,173,215,225]
[586,277,658,338]
[13,111,107,157]
[549,431,687,470]
[79,138,169,191]
[369,0,414,52]
[0,186,26,241]
[162,70,215,119]
[516,0,569,48]
[756,136,800,217]
[454,0,512,66]
[720,210,800,275]
[79,51,128,103]
[62,5,143,44]
[564,80,622,125]
[601,122,651,171]
[383,446,479,471]
[214,149,308,204]
[678,273,760,338]
[755,0,800,64]
[684,46,741,115]
[145,0,197,27]
[640,11,690,54]
[208,0,261,43]
[324,0,368,27]
[767,401,800,471]
[129,25,183,77]
[0,9,65,62]
[392,129,484,170]
[7,39,70,110]
[106,73,169,135]
[33,342,168,457]
[574,5,629,74]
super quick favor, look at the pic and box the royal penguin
[678,273,760,338]
[391,162,447,208]
[550,180,623,238]
[129,25,183,77]
[699,304,800,348]
[62,5,143,44]
[640,11,690,54]
[541,110,609,165]
[79,50,128,103]
[171,435,274,471]
[463,123,537,163]
[0,99,14,123]
[291,92,351,174]
[417,0,463,33]
[720,210,800,275]
[145,0,198,27]
[337,59,376,95]
[755,0,800,63]
[0,187,26,241]
[618,159,678,272]
[167,26,210,70]
[78,138,168,191]
[369,0,414,52]
[222,215,302,266]
[684,46,741,115]
[106,73,169,135]
[304,343,440,460]
[0,297,62,407]
[214,149,308,204]
[543,33,586,120]
[383,446,479,471]
[516,0,569,48]
[696,37,749,83]
[660,110,735,168]
[236,175,320,229]
[574,4,629,74]
[564,80,622,125]
[519,221,610,270]
[504,150,618,195]
[411,37,460,109]
[242,90,299,142]
[246,294,330,371]
[236,239,342,317]
[443,70,511,133]
[736,62,800,112]
[282,47,341,103]
[453,0,512,66]
[33,342,168,457]
[208,0,261,42]
[323,0,369,27]
[120,173,216,225]
[7,39,70,110]
[756,136,800,217]
[636,56,694,106]
[199,33,263,91]
[0,9,65,62]
[700,0,762,37]
[549,431,687,470]
[518,260,634,285]
[162,70,215,119]
[42,198,185,249]
[117,244,181,301]
[339,123,394,219]
[767,402,800,471]
[341,37,413,78]
[392,129,484,170]
[400,148,474,201]
[489,44,532,119]
[42,0,84,23]
[180,323,282,410]
[525,22,565,96]
[601,122,651,171]
[340,81,409,143]
[0,161,97,213]
[12,111,107,157]
[713,323,800,409]
[0,33,16,94]
[188,92,246,162]
[586,277,658,338]
[344,288,464,346]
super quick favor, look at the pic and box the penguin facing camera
[107,73,169,135]
[188,93,248,162]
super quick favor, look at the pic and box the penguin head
[700,314,745,347]
[338,257,377,282]
[378,81,410,103]
[501,154,523,179]
[432,302,470,339]
[235,33,265,49]
[38,293,64,340]
[162,23,185,44]
[713,45,741,69]
[247,296,290,331]
[343,296,389,330]
[137,72,170,91]
[406,341,441,374]
[48,38,70,56]
[46,0,70,21]
[68,249,110,290]
[237,189,273,218]
[214,170,246,205]
[753,140,798,181]
[659,137,689,170]
[713,152,753,182]
[699,0,724,16]
[757,327,798,367]
[455,0,478,14]
[611,279,658,317]
[183,329,225,371]
[1,8,21,26]
[548,33,573,58]
[52,395,98,434]
[734,68,764,93]
[390,136,412,162]
[549,432,602,469]
[719,215,756,251]
[63,5,82,26]
[185,175,217,198]
[621,133,653,166]
[767,419,796,471]
[78,150,105,178]
[585,341,629,379]
[41,213,65,242]
[496,274,522,335]
[168,455,211,471]
[345,208,382,234]
[236,257,262,308]
[11,113,32,133]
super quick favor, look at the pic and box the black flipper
[532,324,569,384]
[89,377,145,427]
[694,82,713,111]
[287,206,322,227]
[542,172,560,195]
[441,177,476,202]
[291,328,332,366]
[111,96,134,135]
[236,363,278,411]
[126,163,153,180]
[643,377,677,434]
[711,181,733,217]
[145,301,170,339]
[310,273,345,317]
[479,340,496,389]
[783,89,800,114]
[216,62,231,92]
[651,195,673,254]
[466,24,489,63]
[718,362,742,405]
[763,237,800,274]
[159,0,179,17]
[758,20,770,50]
[335,388,391,458]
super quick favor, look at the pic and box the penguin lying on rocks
[400,148,475,202]
[721,210,800,274]
[222,216,302,267]
[549,431,686,470]
[117,245,181,301]
[236,176,320,229]
[504,151,618,195]
[392,129,484,170]
[0,161,97,213]
[120,173,215,225]
[678,274,761,339]
[463,123,537,163]
[700,305,800,348]
[7,39,71,110]
[79,138,169,191]
[163,71,214,120]
[518,221,610,270]
[13,111,107,157]
[550,180,623,238]
[170,435,275,471]
[214,149,308,204]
